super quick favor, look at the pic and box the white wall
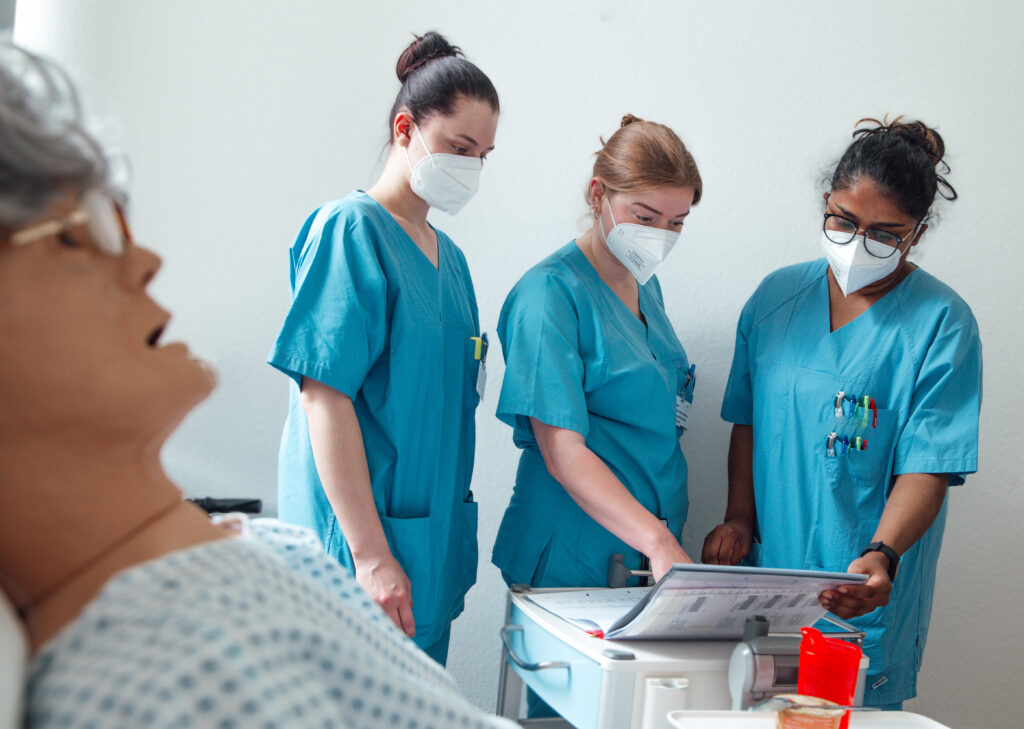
[15,1,1021,726]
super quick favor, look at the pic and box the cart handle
[500,625,570,672]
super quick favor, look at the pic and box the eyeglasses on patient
[822,213,917,259]
[8,189,132,257]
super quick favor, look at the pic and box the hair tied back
[396,32,462,84]
[835,114,957,214]
[854,115,950,173]
[620,113,643,128]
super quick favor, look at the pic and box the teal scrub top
[721,259,982,705]
[268,191,481,649]
[492,241,692,588]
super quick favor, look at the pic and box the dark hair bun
[620,113,644,128]
[854,116,946,169]
[834,115,957,217]
[396,31,462,84]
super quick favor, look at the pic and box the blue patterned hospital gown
[26,519,515,729]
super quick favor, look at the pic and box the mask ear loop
[896,220,921,252]
[402,120,431,175]
[597,189,619,246]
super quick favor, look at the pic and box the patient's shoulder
[25,519,506,729]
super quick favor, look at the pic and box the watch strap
[861,541,900,582]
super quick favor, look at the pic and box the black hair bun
[854,116,946,168]
[396,31,462,84]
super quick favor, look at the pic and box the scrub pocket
[381,513,438,625]
[824,408,897,486]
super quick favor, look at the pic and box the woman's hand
[701,516,754,565]
[354,551,416,637]
[819,551,892,619]
[703,425,757,566]
[649,538,694,583]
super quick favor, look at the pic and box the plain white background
[13,1,1021,726]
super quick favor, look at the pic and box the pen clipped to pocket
[469,332,488,400]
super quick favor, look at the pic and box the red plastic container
[797,627,863,729]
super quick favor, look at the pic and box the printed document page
[523,565,867,640]
[525,588,651,634]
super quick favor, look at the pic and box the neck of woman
[367,151,431,226]
[0,438,230,651]
[577,226,639,293]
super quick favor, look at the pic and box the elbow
[540,444,576,485]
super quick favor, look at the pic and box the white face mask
[404,125,482,215]
[819,228,914,296]
[599,197,680,285]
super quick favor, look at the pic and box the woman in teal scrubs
[493,115,702,590]
[268,32,499,665]
[703,118,981,708]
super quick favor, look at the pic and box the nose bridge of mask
[605,197,678,251]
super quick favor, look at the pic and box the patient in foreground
[0,45,512,729]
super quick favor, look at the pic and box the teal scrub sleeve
[268,212,387,399]
[496,273,590,439]
[894,308,982,486]
[720,292,758,426]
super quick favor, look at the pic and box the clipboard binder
[526,564,868,641]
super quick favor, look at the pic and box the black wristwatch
[861,541,900,582]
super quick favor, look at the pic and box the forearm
[300,377,389,562]
[533,419,681,558]
[872,472,948,555]
[821,473,946,618]
[724,424,757,526]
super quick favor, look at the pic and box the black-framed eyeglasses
[822,213,916,259]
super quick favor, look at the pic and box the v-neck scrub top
[492,241,691,588]
[721,258,982,705]
[268,191,481,650]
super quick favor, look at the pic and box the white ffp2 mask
[820,230,911,296]
[600,198,680,285]
[404,125,482,215]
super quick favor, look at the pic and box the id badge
[476,360,487,401]
[675,395,692,429]
[675,361,696,437]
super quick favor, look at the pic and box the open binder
[524,564,868,640]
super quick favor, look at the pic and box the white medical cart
[497,589,735,729]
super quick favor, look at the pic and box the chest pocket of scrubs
[460,331,482,410]
[673,359,694,437]
[824,408,897,486]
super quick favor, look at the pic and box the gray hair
[0,44,109,229]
